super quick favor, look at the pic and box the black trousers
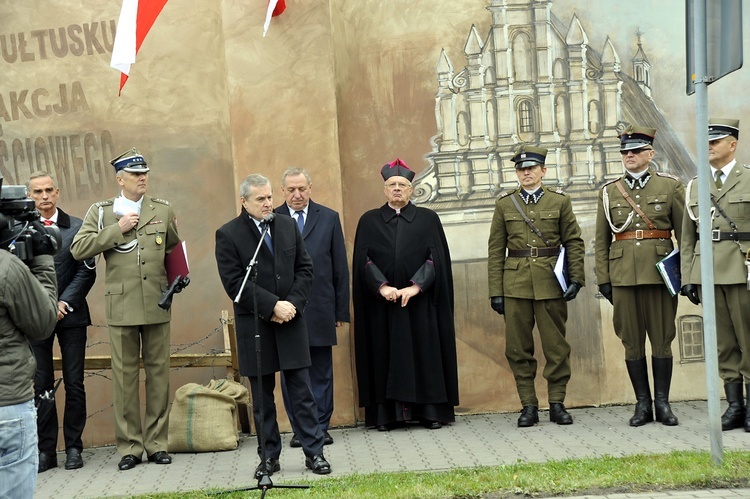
[249,367,324,459]
[281,346,334,433]
[32,325,87,453]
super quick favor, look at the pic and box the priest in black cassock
[352,159,459,431]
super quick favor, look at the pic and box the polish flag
[263,0,287,37]
[110,0,170,95]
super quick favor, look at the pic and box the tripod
[214,221,308,497]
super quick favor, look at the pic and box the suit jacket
[681,162,750,285]
[71,195,180,326]
[54,208,96,328]
[275,200,350,346]
[215,208,314,376]
[595,169,685,286]
[488,186,585,300]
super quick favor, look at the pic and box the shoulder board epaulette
[499,190,513,199]
[655,171,680,181]
[548,187,565,195]
[94,200,114,207]
[601,178,619,189]
[151,198,170,205]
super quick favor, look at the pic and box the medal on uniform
[156,230,163,245]
[655,205,662,212]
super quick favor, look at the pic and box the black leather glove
[490,296,504,315]
[598,283,613,304]
[681,284,700,305]
[563,281,582,302]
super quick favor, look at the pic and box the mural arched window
[517,100,535,141]
[552,58,568,81]
[456,111,470,147]
[636,66,643,81]
[486,99,498,145]
[511,33,534,82]
[555,94,570,137]
[588,100,602,135]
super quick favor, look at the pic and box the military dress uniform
[488,146,585,427]
[71,149,180,465]
[681,118,750,431]
[595,125,685,428]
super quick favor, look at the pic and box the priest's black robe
[352,201,459,427]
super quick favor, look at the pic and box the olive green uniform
[488,186,585,406]
[595,169,685,359]
[71,195,179,458]
[681,163,750,382]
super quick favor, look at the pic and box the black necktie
[260,224,273,253]
[295,210,305,232]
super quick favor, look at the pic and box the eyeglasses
[620,148,650,156]
[385,182,410,189]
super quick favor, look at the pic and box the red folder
[166,241,190,282]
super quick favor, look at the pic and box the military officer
[488,145,585,427]
[71,148,181,470]
[681,118,750,432]
[595,125,685,428]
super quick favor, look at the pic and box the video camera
[0,174,61,262]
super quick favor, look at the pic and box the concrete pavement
[34,401,750,498]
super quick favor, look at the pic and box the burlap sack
[168,379,250,452]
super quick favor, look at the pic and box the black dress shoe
[254,457,280,479]
[305,454,331,475]
[517,406,539,427]
[118,454,142,471]
[419,419,442,430]
[323,430,334,445]
[549,403,573,425]
[377,423,394,432]
[289,434,301,448]
[64,448,83,470]
[147,451,172,464]
[38,452,58,473]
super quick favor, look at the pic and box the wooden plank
[52,353,232,371]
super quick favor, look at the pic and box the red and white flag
[110,0,169,95]
[263,0,287,37]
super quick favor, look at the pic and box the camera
[0,174,61,262]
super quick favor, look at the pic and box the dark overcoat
[215,208,314,376]
[275,200,350,347]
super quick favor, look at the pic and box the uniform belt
[614,229,672,241]
[507,247,561,258]
[696,230,750,242]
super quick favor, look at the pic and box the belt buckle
[529,246,539,258]
[712,229,721,241]
[635,229,644,240]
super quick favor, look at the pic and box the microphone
[260,213,275,224]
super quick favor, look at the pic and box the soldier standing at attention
[595,125,685,428]
[681,119,750,432]
[71,148,181,470]
[488,145,585,427]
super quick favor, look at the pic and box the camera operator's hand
[118,213,139,233]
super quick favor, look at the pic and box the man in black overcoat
[215,173,331,477]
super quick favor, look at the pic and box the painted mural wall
[2,0,748,448]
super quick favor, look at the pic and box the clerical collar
[624,170,651,189]
[519,187,544,204]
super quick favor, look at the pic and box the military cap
[381,158,415,182]
[110,147,150,173]
[511,145,547,169]
[708,118,739,141]
[620,125,656,152]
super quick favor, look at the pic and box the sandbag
[168,378,250,452]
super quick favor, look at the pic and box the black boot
[625,358,653,427]
[745,384,750,432]
[652,357,678,426]
[517,406,538,427]
[721,383,745,431]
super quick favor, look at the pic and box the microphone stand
[216,221,308,497]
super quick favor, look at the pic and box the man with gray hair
[276,167,349,448]
[215,173,331,477]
